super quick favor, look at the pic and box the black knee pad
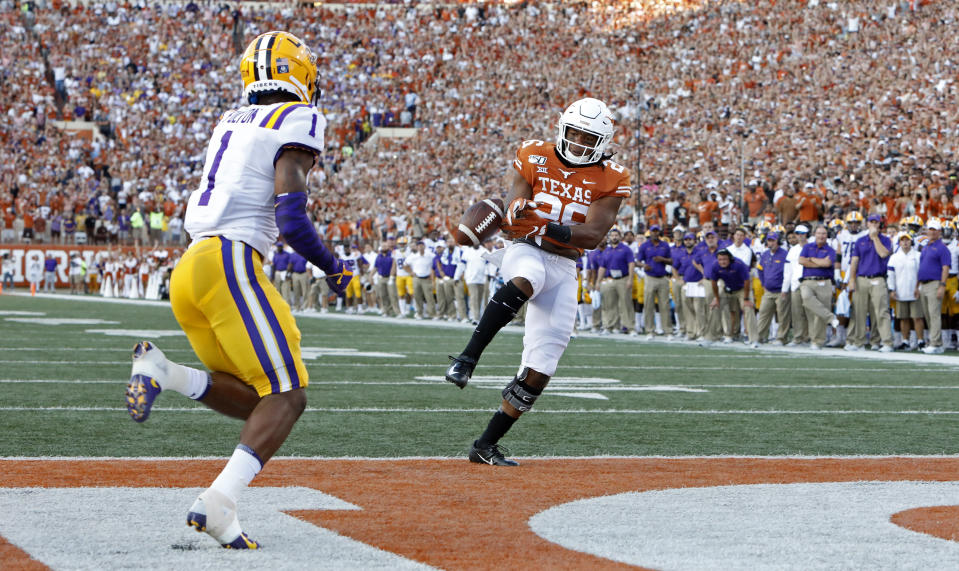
[502,368,543,412]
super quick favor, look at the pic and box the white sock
[838,325,847,343]
[654,312,662,331]
[399,299,407,315]
[636,312,644,332]
[163,362,211,400]
[894,330,902,346]
[210,444,263,504]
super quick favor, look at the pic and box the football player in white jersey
[123,31,353,549]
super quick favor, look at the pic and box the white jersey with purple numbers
[837,229,867,278]
[184,101,326,256]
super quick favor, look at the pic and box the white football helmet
[556,98,614,165]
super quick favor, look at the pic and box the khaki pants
[644,275,672,334]
[672,278,686,335]
[412,276,434,317]
[291,272,310,309]
[800,279,835,346]
[757,290,789,343]
[373,277,400,316]
[436,278,464,319]
[789,288,807,343]
[719,288,758,342]
[704,280,723,342]
[850,276,892,348]
[683,294,705,340]
[919,280,944,347]
[435,278,452,318]
[600,277,633,332]
[468,281,487,322]
[310,278,330,311]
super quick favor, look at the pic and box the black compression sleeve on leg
[461,281,530,362]
[476,410,518,447]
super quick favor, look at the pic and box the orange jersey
[513,140,631,230]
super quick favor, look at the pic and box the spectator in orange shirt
[645,195,665,230]
[775,187,799,224]
[744,181,767,225]
[22,210,35,242]
[796,183,822,223]
[882,187,900,223]
[696,190,719,227]
[941,192,959,219]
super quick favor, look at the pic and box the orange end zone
[3,457,959,570]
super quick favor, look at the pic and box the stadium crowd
[3,0,959,353]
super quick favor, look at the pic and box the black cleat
[468,440,519,466]
[445,355,476,389]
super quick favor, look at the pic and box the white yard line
[6,292,959,366]
[4,405,959,415]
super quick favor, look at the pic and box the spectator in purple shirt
[586,239,606,329]
[678,232,704,341]
[708,249,757,346]
[917,218,952,353]
[846,214,893,352]
[289,251,310,310]
[693,230,721,344]
[373,243,399,317]
[756,233,789,345]
[43,255,58,292]
[799,225,841,349]
[670,227,690,339]
[596,229,636,335]
[636,225,672,340]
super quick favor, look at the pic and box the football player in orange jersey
[445,98,631,466]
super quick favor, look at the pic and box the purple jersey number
[198,130,233,206]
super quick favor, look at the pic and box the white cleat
[187,488,259,549]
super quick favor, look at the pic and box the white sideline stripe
[6,380,959,391]
[0,360,946,372]
[5,406,959,415]
[7,454,959,461]
[7,291,959,365]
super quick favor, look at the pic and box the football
[454,198,505,246]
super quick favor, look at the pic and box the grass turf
[2,294,959,457]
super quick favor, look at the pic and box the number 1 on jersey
[198,130,233,206]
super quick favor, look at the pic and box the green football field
[2,293,959,458]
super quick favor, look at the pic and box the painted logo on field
[3,459,959,569]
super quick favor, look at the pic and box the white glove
[388,277,396,285]
[952,290,959,303]
[590,290,601,309]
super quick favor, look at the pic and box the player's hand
[846,280,855,293]
[744,299,754,309]
[502,209,549,240]
[325,259,354,295]
[505,198,539,226]
[709,298,719,309]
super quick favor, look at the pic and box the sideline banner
[0,244,180,288]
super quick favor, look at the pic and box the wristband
[274,192,338,274]
[545,222,572,244]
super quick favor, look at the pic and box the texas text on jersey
[512,140,631,252]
